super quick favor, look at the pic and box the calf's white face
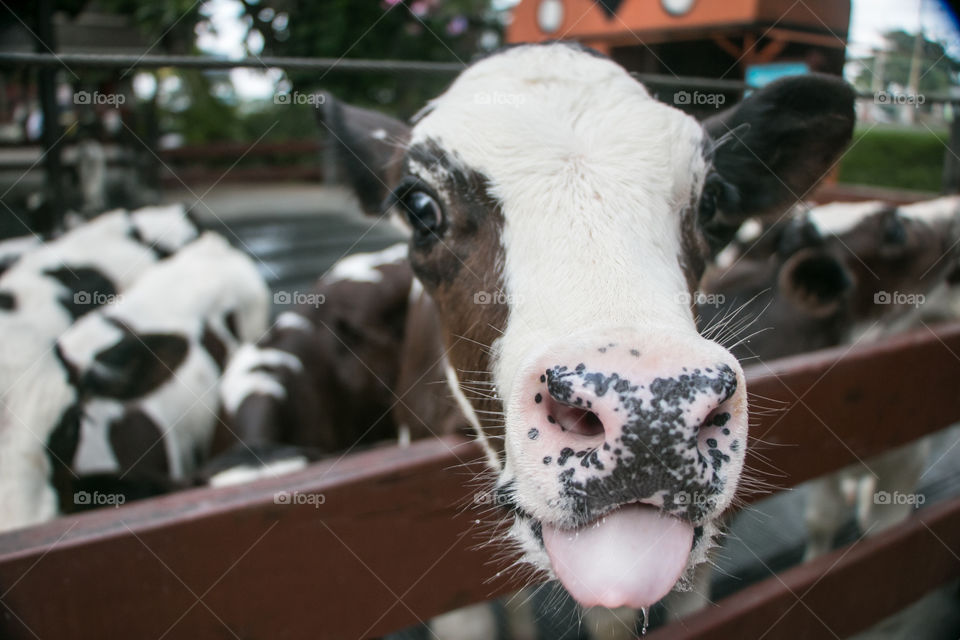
[326,43,855,608]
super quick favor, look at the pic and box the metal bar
[0,51,467,75]
[157,139,325,159]
[647,494,960,640]
[33,0,63,232]
[1,52,958,103]
[0,323,958,638]
[630,72,752,91]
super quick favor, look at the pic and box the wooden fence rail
[1,322,959,639]
[647,494,960,639]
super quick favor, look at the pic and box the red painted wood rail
[646,494,960,640]
[1,322,959,639]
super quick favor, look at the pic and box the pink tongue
[542,504,694,608]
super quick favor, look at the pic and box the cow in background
[56,233,269,500]
[0,205,199,531]
[208,242,467,486]
[699,196,960,564]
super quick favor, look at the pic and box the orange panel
[756,0,850,33]
[506,0,849,44]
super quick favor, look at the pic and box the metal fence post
[34,0,64,233]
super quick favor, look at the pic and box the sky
[848,0,959,58]
[187,0,960,101]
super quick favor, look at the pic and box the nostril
[702,407,730,434]
[544,396,605,437]
[697,399,740,461]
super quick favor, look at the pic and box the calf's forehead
[407,45,708,216]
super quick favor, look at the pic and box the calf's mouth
[541,502,694,608]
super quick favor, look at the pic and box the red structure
[506,0,850,78]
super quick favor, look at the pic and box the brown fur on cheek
[680,203,710,303]
[408,205,508,458]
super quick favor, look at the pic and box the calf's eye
[400,190,444,239]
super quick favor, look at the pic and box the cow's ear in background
[86,333,189,400]
[778,247,853,317]
[44,266,118,321]
[700,74,856,253]
[317,92,412,216]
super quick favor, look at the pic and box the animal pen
[0,48,959,640]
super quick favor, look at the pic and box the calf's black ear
[701,74,856,251]
[778,247,853,317]
[44,266,117,320]
[86,332,189,400]
[318,92,411,216]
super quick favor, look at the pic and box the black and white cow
[56,232,270,493]
[0,205,199,531]
[0,205,199,331]
[225,42,856,609]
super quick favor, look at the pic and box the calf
[210,242,465,484]
[313,43,855,608]
[700,197,960,564]
[0,320,79,531]
[56,232,269,489]
[211,44,852,609]
[800,196,960,559]
[698,215,854,362]
[0,205,198,327]
[0,205,199,530]
[655,197,959,617]
[702,197,960,358]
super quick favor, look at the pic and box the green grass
[837,125,949,192]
